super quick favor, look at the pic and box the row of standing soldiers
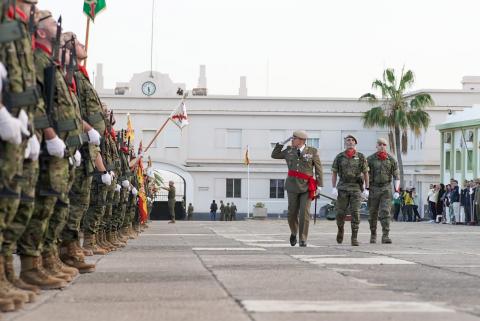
[0,1,148,313]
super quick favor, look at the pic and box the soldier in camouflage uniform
[331,135,369,246]
[225,203,231,221]
[367,138,400,244]
[272,130,323,247]
[161,181,176,223]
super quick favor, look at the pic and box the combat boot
[60,241,96,274]
[42,252,72,282]
[0,256,30,307]
[0,297,15,312]
[116,230,128,245]
[83,233,108,255]
[52,247,79,278]
[351,229,359,246]
[4,255,40,295]
[109,231,126,248]
[96,232,111,253]
[127,224,137,239]
[336,225,344,244]
[382,231,392,244]
[19,256,67,290]
[118,229,129,243]
[370,228,377,244]
[101,231,117,251]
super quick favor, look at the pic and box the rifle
[314,194,319,224]
[28,4,35,36]
[43,16,62,133]
[65,36,75,87]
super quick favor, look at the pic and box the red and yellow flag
[136,140,148,223]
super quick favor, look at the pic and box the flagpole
[84,17,91,67]
[247,145,250,219]
[144,117,170,154]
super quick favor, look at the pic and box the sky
[40,0,480,97]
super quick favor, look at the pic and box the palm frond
[399,70,414,91]
[359,93,378,103]
[401,130,408,154]
[385,69,396,86]
[410,93,434,109]
[362,107,388,128]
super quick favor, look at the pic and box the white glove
[25,135,40,160]
[363,189,369,198]
[317,187,322,193]
[0,62,6,92]
[74,150,82,167]
[332,187,338,197]
[46,136,66,158]
[17,109,30,137]
[122,180,130,188]
[131,187,138,196]
[115,184,121,192]
[101,172,112,185]
[109,170,115,178]
[280,136,293,145]
[469,188,474,195]
[393,192,400,199]
[0,107,22,145]
[87,128,101,146]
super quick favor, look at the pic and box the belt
[56,119,79,132]
[4,87,40,110]
[33,115,51,129]
[65,133,89,148]
[288,170,317,200]
[0,20,24,43]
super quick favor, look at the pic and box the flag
[137,140,143,158]
[243,146,250,165]
[136,147,148,223]
[125,113,134,143]
[83,0,106,21]
[170,101,188,129]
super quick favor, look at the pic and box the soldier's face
[345,138,356,149]
[376,142,387,152]
[76,41,88,60]
[292,137,305,148]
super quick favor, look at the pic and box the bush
[254,202,265,208]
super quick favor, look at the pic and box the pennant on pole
[125,113,134,143]
[169,101,189,129]
[83,0,106,21]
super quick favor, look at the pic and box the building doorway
[150,169,186,220]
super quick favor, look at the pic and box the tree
[360,68,433,188]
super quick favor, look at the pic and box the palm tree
[360,68,433,188]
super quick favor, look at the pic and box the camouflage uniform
[367,152,399,243]
[168,185,176,222]
[332,150,368,244]
[18,45,84,258]
[272,142,323,244]
[115,148,131,233]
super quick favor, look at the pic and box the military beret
[293,130,308,140]
[377,137,388,145]
[19,0,38,4]
[35,10,52,24]
[60,32,76,48]
[344,134,358,144]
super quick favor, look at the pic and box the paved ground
[5,220,480,321]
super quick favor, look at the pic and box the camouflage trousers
[123,193,137,227]
[368,187,392,233]
[112,187,128,230]
[1,159,39,256]
[287,191,312,242]
[100,177,117,232]
[336,189,362,231]
[168,199,175,222]
[0,139,27,250]
[61,163,93,242]
[43,161,76,255]
[82,174,108,235]
[17,156,69,257]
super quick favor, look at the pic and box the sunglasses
[378,143,387,146]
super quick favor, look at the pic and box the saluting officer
[331,135,369,246]
[272,130,323,247]
[367,138,400,244]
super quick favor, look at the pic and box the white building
[97,65,480,216]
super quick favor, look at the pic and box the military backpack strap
[0,0,24,44]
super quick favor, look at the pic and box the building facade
[98,68,480,216]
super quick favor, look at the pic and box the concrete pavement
[6,220,480,321]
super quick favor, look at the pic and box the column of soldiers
[0,1,147,313]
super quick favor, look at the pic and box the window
[306,138,319,148]
[445,151,451,170]
[455,151,461,171]
[467,150,473,171]
[270,179,285,198]
[226,179,241,198]
[445,132,452,144]
[226,130,242,148]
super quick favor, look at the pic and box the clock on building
[142,81,156,96]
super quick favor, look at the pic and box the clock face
[142,81,156,96]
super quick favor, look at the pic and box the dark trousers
[429,201,437,220]
[413,205,421,221]
[393,204,401,221]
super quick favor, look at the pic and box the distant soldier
[272,130,323,247]
[231,202,237,221]
[219,200,225,221]
[161,181,176,223]
[367,138,400,244]
[187,203,194,220]
[332,135,369,246]
[225,203,231,221]
[209,200,217,221]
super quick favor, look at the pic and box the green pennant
[83,0,106,21]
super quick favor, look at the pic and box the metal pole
[247,158,250,218]
[84,17,90,67]
[150,0,155,78]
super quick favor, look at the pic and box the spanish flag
[125,113,134,143]
[243,146,250,165]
